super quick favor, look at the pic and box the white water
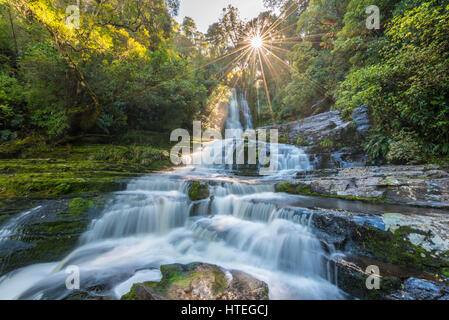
[0,90,343,300]
[0,206,42,243]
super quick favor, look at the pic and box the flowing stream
[0,89,344,300]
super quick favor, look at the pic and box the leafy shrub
[386,131,426,165]
[364,133,391,165]
[319,139,334,149]
[336,2,449,160]
[278,134,289,144]
[295,136,305,146]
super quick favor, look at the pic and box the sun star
[251,36,264,49]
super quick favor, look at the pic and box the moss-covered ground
[0,143,172,204]
[0,136,174,275]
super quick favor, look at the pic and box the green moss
[0,144,172,201]
[319,138,334,149]
[211,269,227,294]
[188,182,210,201]
[0,235,81,275]
[295,136,305,146]
[441,268,449,278]
[278,134,289,144]
[121,263,229,300]
[120,284,141,300]
[27,220,89,235]
[68,198,92,216]
[356,225,449,276]
[263,285,269,300]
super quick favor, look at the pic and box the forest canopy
[0,0,448,164]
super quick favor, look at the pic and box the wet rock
[332,255,402,300]
[307,206,449,278]
[284,165,449,208]
[351,105,371,138]
[390,278,449,300]
[332,255,448,300]
[121,263,269,300]
[0,196,106,275]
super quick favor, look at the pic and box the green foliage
[295,136,305,146]
[386,131,426,165]
[336,1,449,162]
[0,0,214,146]
[319,139,334,149]
[364,133,391,164]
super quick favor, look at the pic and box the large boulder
[121,263,269,300]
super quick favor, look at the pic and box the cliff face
[262,106,371,169]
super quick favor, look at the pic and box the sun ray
[263,0,300,37]
[261,46,329,96]
[256,50,275,125]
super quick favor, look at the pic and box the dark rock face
[121,263,269,300]
[261,106,370,169]
[351,105,371,138]
[390,278,449,300]
[332,255,402,300]
[332,256,449,300]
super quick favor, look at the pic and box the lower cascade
[0,90,344,300]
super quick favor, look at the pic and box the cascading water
[0,89,343,300]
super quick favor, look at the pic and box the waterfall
[0,206,42,244]
[226,89,243,130]
[0,89,341,300]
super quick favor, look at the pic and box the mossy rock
[188,182,210,201]
[0,196,103,275]
[68,198,93,216]
[0,144,172,201]
[336,258,402,300]
[354,225,449,274]
[121,263,269,300]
